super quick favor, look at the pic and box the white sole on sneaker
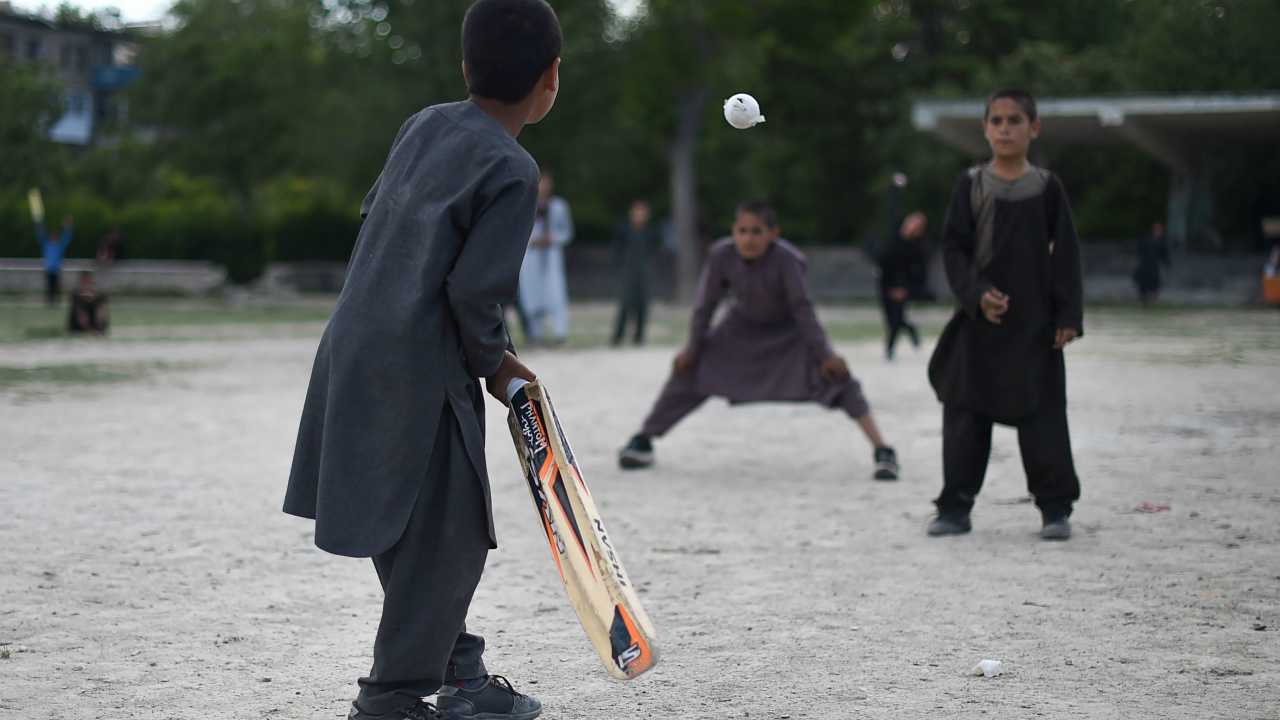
[618,449,653,469]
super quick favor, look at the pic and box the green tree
[0,63,62,191]
[132,0,333,213]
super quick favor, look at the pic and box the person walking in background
[1134,221,1170,305]
[36,216,74,306]
[611,198,661,346]
[518,170,573,345]
[877,211,928,360]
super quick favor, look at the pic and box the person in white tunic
[518,171,573,344]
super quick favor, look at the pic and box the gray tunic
[687,238,840,404]
[284,101,540,558]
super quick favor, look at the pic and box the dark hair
[735,200,778,228]
[984,88,1037,122]
[462,0,562,104]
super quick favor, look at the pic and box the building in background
[0,1,144,146]
[912,94,1280,252]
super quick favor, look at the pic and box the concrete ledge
[194,246,1271,306]
[256,262,348,295]
[0,258,227,295]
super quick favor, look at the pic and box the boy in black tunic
[926,89,1084,541]
[284,2,561,718]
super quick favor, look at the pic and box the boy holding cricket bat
[926,89,1084,541]
[284,2,561,718]
[619,200,900,480]
[35,215,74,306]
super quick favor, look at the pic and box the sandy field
[2,303,1278,720]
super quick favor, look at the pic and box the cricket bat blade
[506,379,659,680]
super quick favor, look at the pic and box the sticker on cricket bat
[506,378,659,680]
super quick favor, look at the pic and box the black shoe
[618,434,654,469]
[437,675,541,720]
[349,699,445,720]
[927,513,972,536]
[1040,516,1072,541]
[873,446,899,480]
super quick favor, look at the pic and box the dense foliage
[3,0,1277,284]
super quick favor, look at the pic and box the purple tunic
[638,238,869,438]
[688,238,848,405]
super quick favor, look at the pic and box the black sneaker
[349,699,445,720]
[926,513,972,536]
[873,446,899,480]
[618,434,654,469]
[437,675,542,720]
[1040,516,1072,541]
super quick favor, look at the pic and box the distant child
[284,2,560,719]
[611,198,661,346]
[67,271,109,334]
[36,216,74,305]
[926,89,1084,541]
[1133,221,1170,305]
[877,211,929,360]
[618,200,900,481]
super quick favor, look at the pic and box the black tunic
[284,101,540,557]
[612,221,661,298]
[876,237,927,297]
[1133,233,1170,294]
[928,165,1084,423]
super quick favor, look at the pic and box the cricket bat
[27,188,45,224]
[505,379,658,680]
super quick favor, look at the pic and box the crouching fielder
[618,200,899,481]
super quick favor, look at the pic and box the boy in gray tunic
[618,200,899,481]
[283,2,560,719]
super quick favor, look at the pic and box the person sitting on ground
[68,271,109,335]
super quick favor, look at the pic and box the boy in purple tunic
[618,200,899,481]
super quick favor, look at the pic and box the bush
[1,171,365,283]
[258,176,362,263]
[0,190,114,260]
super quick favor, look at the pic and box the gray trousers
[355,407,491,714]
[639,367,871,438]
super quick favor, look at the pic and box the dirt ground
[2,303,1277,720]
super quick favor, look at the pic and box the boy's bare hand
[820,354,850,382]
[980,287,1009,324]
[673,350,695,374]
[1053,328,1079,349]
[887,287,909,302]
[485,351,536,406]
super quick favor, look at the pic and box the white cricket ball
[723,93,766,130]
